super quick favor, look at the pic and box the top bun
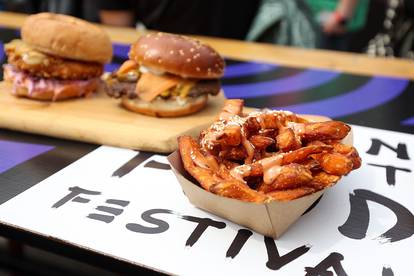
[129,32,225,79]
[22,13,113,64]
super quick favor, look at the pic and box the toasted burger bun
[129,32,225,79]
[121,95,208,117]
[21,13,112,64]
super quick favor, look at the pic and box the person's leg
[405,0,414,17]
[4,0,39,13]
[320,33,350,51]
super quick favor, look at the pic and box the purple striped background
[0,140,54,174]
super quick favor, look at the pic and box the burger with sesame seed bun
[104,32,225,117]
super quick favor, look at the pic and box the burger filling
[105,60,221,103]
[3,64,99,101]
[5,39,103,80]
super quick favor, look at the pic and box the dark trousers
[319,33,351,51]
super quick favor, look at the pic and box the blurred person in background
[307,0,370,51]
[2,0,259,40]
[367,0,414,59]
[2,0,99,22]
[246,0,319,48]
[3,0,413,58]
[246,0,369,51]
[97,0,259,40]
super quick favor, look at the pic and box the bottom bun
[122,95,208,117]
[11,81,98,101]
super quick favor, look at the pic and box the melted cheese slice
[135,73,182,102]
[117,60,138,75]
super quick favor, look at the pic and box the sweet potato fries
[178,100,361,203]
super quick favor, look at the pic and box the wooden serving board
[0,81,228,153]
[0,81,332,153]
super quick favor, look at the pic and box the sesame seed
[186,58,191,62]
[158,59,162,63]
[196,67,200,71]
[190,48,195,52]
[170,50,174,55]
[179,50,185,56]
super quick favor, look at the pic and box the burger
[104,32,225,117]
[3,13,112,101]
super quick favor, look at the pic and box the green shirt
[305,0,370,32]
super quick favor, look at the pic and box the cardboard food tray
[168,116,353,239]
[0,81,228,153]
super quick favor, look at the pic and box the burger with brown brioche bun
[104,32,225,117]
[3,13,112,101]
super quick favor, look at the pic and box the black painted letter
[126,209,174,234]
[181,215,226,247]
[52,186,101,208]
[226,229,253,258]
[264,237,310,270]
[366,138,409,160]
[382,266,394,276]
[112,152,154,177]
[338,189,414,243]
[305,252,348,276]
[367,163,411,185]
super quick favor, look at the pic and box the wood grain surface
[0,81,228,152]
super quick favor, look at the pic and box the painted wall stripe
[223,69,340,98]
[0,140,54,174]
[244,74,369,107]
[223,62,278,78]
[273,77,409,118]
[104,63,119,73]
[0,42,3,62]
[112,43,130,59]
[401,116,414,126]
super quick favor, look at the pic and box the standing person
[306,0,370,51]
[97,0,259,40]
[367,0,414,59]
[42,0,100,22]
[246,0,318,48]
[2,0,99,22]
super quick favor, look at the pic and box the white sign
[0,125,413,275]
